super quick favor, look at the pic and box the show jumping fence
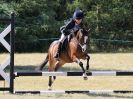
[0,13,14,93]
[14,71,133,77]
[1,13,133,94]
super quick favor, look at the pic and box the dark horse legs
[73,56,88,80]
[48,62,60,90]
[86,54,90,71]
[35,55,48,71]
[48,54,89,90]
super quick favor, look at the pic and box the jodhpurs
[59,33,66,43]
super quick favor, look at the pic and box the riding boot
[54,42,62,60]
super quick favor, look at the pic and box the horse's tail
[35,54,49,71]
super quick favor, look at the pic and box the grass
[0,53,133,98]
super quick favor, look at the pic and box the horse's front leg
[48,76,52,90]
[73,56,88,80]
[86,54,90,72]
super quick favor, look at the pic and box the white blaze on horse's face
[79,29,83,37]
[82,36,88,52]
[84,36,88,44]
[78,29,88,52]
[82,44,87,52]
[79,29,88,44]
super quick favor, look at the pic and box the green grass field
[0,53,133,99]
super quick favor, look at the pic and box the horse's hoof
[48,87,52,90]
[83,73,88,80]
[84,77,88,80]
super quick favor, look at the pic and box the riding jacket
[60,19,83,36]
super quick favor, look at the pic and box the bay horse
[36,28,90,90]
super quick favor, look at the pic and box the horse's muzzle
[81,44,87,52]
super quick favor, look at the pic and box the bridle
[77,29,88,52]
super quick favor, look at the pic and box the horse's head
[76,28,90,45]
[75,28,90,52]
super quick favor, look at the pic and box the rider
[54,9,85,60]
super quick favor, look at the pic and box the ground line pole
[10,13,15,93]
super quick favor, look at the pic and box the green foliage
[0,1,14,18]
[0,0,133,52]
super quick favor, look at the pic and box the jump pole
[14,71,133,77]
[14,71,133,94]
[14,90,133,94]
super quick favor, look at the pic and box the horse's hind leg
[48,61,60,90]
[48,59,54,90]
[52,62,61,82]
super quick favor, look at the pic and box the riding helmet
[73,9,84,19]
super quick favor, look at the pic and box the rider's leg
[54,33,66,59]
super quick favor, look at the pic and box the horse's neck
[70,37,79,45]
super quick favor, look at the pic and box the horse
[36,28,90,90]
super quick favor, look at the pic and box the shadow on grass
[4,65,127,72]
[14,65,83,72]
[15,65,124,72]
[87,93,133,99]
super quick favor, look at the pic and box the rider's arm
[62,20,75,35]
